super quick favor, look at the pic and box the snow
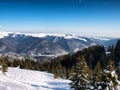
[0,67,71,90]
[0,67,119,90]
[25,33,48,38]
[111,70,116,77]
[25,33,88,42]
[106,52,111,54]
[90,43,96,46]
[74,48,80,52]
[0,31,22,38]
[0,32,111,43]
[91,37,111,41]
[0,32,11,38]
[25,33,68,38]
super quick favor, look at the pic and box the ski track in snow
[0,67,70,90]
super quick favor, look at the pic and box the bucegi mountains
[0,32,118,60]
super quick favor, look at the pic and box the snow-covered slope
[0,67,70,90]
[0,67,120,90]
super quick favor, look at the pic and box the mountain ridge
[0,32,118,60]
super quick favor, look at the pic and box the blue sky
[0,0,120,37]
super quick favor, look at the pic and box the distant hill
[0,32,118,60]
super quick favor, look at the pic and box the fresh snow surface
[0,67,70,90]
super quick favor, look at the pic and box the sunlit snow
[0,67,71,90]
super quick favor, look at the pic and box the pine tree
[51,65,59,78]
[2,62,8,74]
[0,56,8,75]
[69,65,75,79]
[61,66,67,79]
[114,39,120,63]
[91,62,102,89]
[107,45,115,53]
[101,60,118,90]
[70,55,89,90]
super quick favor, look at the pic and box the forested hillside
[0,40,119,79]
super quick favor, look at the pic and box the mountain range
[0,32,118,60]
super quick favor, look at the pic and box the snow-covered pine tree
[101,60,118,90]
[91,62,102,90]
[70,55,89,90]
